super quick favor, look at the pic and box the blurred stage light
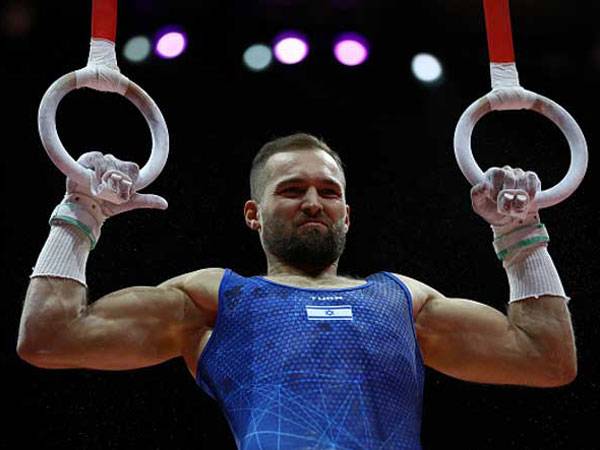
[411,53,443,83]
[273,31,309,65]
[123,36,151,63]
[243,44,273,72]
[333,33,369,66]
[155,28,187,59]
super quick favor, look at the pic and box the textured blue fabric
[196,269,424,450]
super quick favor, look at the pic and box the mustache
[295,216,331,227]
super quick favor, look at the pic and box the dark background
[2,0,599,448]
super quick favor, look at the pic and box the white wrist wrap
[50,193,107,250]
[31,225,91,287]
[492,219,568,303]
[504,246,569,303]
[493,222,549,262]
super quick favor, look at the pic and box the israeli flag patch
[306,305,353,321]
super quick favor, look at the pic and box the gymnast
[17,0,583,448]
[17,131,577,448]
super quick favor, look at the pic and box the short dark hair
[250,133,346,201]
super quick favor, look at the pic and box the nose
[301,187,324,216]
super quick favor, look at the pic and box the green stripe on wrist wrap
[493,222,549,261]
[496,235,550,261]
[49,215,97,250]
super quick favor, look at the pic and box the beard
[262,215,347,274]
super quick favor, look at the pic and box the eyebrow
[274,177,344,190]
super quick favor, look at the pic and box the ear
[344,204,351,233]
[244,200,261,231]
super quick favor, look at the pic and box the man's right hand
[53,151,168,248]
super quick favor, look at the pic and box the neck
[266,256,340,279]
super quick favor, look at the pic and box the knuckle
[78,151,103,165]
[125,162,140,178]
[490,169,504,183]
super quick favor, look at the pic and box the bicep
[415,291,535,384]
[43,284,206,370]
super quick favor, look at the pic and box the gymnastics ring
[38,71,169,193]
[454,0,588,210]
[37,0,168,202]
[454,92,588,210]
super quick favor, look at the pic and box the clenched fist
[66,151,167,216]
[471,165,541,229]
[51,151,168,249]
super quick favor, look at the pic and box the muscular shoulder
[390,273,444,318]
[159,267,225,320]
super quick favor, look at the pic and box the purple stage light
[333,33,369,66]
[273,31,309,64]
[154,27,187,59]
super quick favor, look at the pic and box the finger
[122,162,140,181]
[110,172,134,201]
[91,155,107,181]
[471,181,492,206]
[134,193,168,210]
[497,189,515,213]
[77,152,106,187]
[471,180,491,196]
[512,191,529,213]
[498,188,529,216]
[103,155,139,183]
[119,177,133,201]
[94,155,108,176]
[109,173,126,199]
[488,167,505,200]
[502,167,516,190]
[107,172,118,191]
[111,193,168,215]
[525,171,541,199]
[104,154,130,173]
[76,151,104,168]
[513,168,527,190]
[70,151,105,193]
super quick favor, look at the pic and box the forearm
[507,293,577,385]
[18,277,87,356]
[17,225,91,359]
[503,245,577,385]
[492,205,576,382]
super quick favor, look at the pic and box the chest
[186,279,417,379]
[209,292,416,372]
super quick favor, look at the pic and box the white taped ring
[487,87,537,111]
[74,65,129,95]
[453,91,588,209]
[38,71,169,195]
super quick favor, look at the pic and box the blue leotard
[196,269,424,449]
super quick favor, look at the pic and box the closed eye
[280,188,304,196]
[320,189,341,198]
[280,188,341,198]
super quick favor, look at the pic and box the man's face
[247,149,350,274]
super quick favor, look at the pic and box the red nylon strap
[483,0,515,63]
[91,0,117,42]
